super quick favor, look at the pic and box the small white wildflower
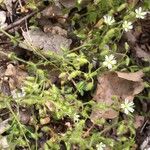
[11,88,26,99]
[121,98,134,115]
[135,7,147,19]
[122,21,133,32]
[73,113,80,123]
[0,11,7,29]
[103,15,115,25]
[103,54,117,69]
[77,0,82,4]
[96,142,106,150]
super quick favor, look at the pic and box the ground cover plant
[0,0,149,149]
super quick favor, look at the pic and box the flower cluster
[103,7,147,33]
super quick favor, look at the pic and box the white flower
[103,15,115,25]
[11,88,26,99]
[77,0,82,4]
[121,99,134,115]
[122,21,133,32]
[135,7,147,19]
[73,113,80,123]
[96,142,106,150]
[103,54,117,69]
[0,11,7,28]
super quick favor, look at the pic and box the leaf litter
[0,0,149,149]
[91,71,144,121]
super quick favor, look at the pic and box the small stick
[3,11,38,32]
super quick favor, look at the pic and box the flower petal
[107,63,112,69]
[109,54,114,60]
[124,108,129,114]
[111,60,117,65]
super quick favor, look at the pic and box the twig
[140,120,148,133]
[3,11,38,32]
[83,123,95,138]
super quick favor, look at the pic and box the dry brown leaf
[90,71,144,122]
[4,64,27,90]
[116,70,144,82]
[125,32,150,62]
[42,5,63,18]
[59,0,76,8]
[20,29,72,54]
[134,45,150,61]
[134,115,144,129]
[5,64,16,77]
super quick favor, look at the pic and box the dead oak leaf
[90,71,144,122]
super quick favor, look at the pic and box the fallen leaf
[0,119,10,134]
[20,29,72,54]
[90,71,144,122]
[4,64,27,90]
[19,108,31,125]
[125,30,150,62]
[59,0,76,8]
[134,45,150,61]
[5,64,16,77]
[42,5,63,18]
[116,70,144,82]
[134,115,144,129]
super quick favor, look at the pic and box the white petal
[121,104,125,109]
[128,107,134,113]
[109,54,114,60]
[124,99,129,104]
[135,9,138,14]
[139,7,142,12]
[107,63,112,69]
[128,22,132,26]
[108,16,111,21]
[111,60,117,65]
[124,108,129,114]
[141,12,147,15]
[105,55,109,60]
[129,25,133,29]
[103,61,108,66]
[104,16,107,21]
[128,102,134,107]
